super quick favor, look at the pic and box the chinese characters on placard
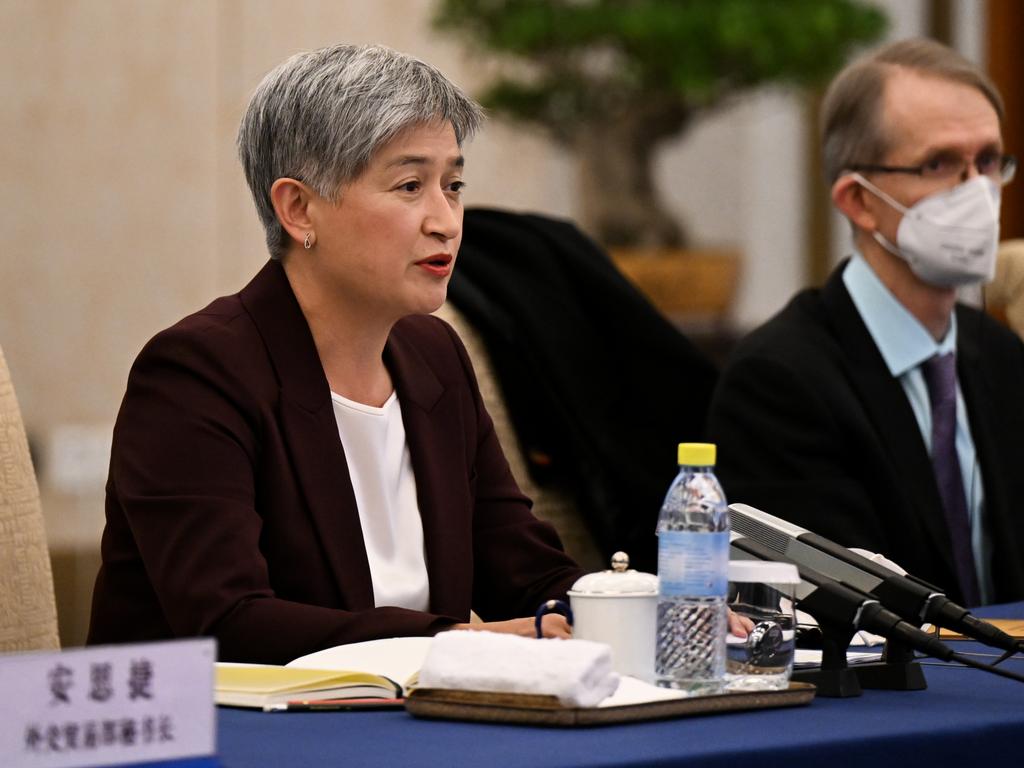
[25,658,174,755]
[24,716,175,753]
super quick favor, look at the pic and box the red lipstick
[415,253,453,277]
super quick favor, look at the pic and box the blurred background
[0,0,1019,647]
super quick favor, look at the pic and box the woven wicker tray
[405,682,815,727]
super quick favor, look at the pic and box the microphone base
[855,639,928,690]
[853,660,927,690]
[792,666,862,698]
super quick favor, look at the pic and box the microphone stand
[791,583,864,698]
[730,503,1022,657]
[733,537,926,697]
[734,536,1024,695]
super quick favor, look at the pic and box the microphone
[729,533,956,662]
[732,531,1024,686]
[729,503,1020,655]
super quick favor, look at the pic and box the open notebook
[213,637,431,712]
[214,665,403,711]
[287,636,428,691]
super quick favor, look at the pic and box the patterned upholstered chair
[434,303,604,573]
[0,345,60,652]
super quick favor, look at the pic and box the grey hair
[237,44,485,259]
[821,38,1004,185]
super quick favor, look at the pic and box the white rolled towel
[417,631,620,707]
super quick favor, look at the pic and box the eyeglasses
[848,152,1017,185]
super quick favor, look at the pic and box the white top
[330,390,430,612]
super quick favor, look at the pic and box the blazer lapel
[820,266,955,572]
[385,325,474,618]
[955,312,1024,599]
[239,261,374,610]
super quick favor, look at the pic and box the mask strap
[849,172,911,215]
[871,230,903,259]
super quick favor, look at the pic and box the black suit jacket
[708,263,1024,604]
[88,261,582,662]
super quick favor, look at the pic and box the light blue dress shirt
[843,255,992,602]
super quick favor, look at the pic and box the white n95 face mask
[852,172,1001,287]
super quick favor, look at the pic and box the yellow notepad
[215,665,402,711]
[938,619,1024,640]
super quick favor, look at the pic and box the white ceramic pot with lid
[567,552,658,681]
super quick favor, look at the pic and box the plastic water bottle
[655,442,729,693]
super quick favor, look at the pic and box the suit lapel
[239,261,374,610]
[385,325,473,618]
[955,310,1024,599]
[820,266,955,571]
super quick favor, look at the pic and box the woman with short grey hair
[88,43,583,663]
[238,44,485,260]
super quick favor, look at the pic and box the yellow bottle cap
[677,442,716,467]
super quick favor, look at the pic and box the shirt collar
[842,253,957,377]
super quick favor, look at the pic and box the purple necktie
[920,352,981,606]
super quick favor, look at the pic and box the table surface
[215,604,1024,768]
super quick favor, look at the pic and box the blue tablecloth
[216,604,1024,768]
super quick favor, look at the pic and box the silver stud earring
[303,232,314,250]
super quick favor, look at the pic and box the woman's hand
[728,608,756,638]
[448,614,573,639]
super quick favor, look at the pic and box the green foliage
[434,0,887,138]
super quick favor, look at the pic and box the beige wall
[0,0,572,437]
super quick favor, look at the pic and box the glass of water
[725,561,799,691]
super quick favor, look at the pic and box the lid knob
[569,551,657,594]
[610,551,630,572]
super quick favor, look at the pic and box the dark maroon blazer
[88,260,582,663]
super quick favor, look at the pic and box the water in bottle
[655,442,729,693]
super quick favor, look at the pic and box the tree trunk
[574,106,691,249]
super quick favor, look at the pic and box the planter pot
[610,247,741,324]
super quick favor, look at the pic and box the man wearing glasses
[708,39,1024,606]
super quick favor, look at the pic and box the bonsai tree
[434,0,887,248]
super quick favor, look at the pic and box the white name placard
[0,637,216,768]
